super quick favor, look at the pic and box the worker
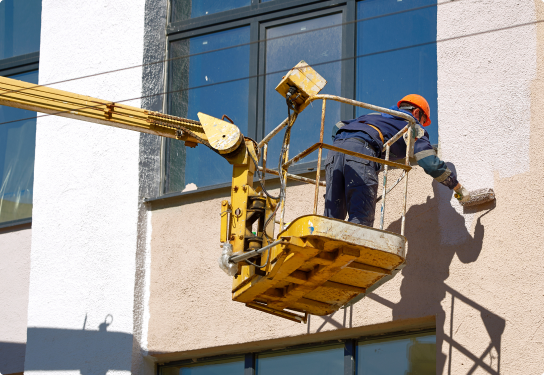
[324,94,470,226]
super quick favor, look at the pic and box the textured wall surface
[133,0,168,374]
[25,0,147,374]
[147,1,544,374]
[0,225,31,374]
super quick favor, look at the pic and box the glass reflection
[256,343,344,375]
[357,333,436,374]
[167,27,250,192]
[356,0,438,144]
[0,0,42,59]
[162,357,244,375]
[171,0,251,22]
[264,13,342,167]
[0,70,39,223]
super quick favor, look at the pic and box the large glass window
[0,0,42,60]
[166,27,250,192]
[256,343,344,375]
[159,332,436,374]
[263,13,342,166]
[0,70,39,224]
[170,0,251,23]
[356,0,438,143]
[357,332,436,374]
[163,0,439,193]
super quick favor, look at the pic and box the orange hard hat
[397,94,431,127]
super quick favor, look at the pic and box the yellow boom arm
[0,75,214,148]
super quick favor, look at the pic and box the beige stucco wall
[147,1,544,374]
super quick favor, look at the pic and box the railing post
[313,99,326,214]
[261,144,268,190]
[379,145,390,230]
[401,122,415,236]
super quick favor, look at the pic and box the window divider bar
[244,352,256,375]
[344,339,356,375]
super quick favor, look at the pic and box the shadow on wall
[0,315,134,375]
[372,172,504,375]
[308,165,504,374]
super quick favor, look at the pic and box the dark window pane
[0,70,39,223]
[264,13,342,168]
[171,0,251,22]
[162,357,244,375]
[166,27,250,192]
[0,0,42,59]
[256,344,343,375]
[356,0,438,144]
[357,333,436,374]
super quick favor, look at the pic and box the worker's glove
[454,185,471,204]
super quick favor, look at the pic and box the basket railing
[257,94,417,236]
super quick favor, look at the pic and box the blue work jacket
[333,106,458,189]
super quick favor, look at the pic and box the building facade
[1,0,543,374]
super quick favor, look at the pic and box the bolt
[229,235,235,241]
[242,185,248,192]
[222,200,228,206]
[238,235,244,240]
[233,186,239,192]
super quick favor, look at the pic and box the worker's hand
[454,184,471,203]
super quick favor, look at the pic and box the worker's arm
[413,131,459,190]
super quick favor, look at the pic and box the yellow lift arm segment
[0,75,209,147]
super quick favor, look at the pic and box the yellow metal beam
[0,75,208,145]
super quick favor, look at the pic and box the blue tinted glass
[357,333,436,374]
[256,344,343,375]
[176,357,244,375]
[0,0,42,59]
[171,0,251,22]
[356,0,438,144]
[0,70,39,223]
[265,14,342,167]
[167,27,250,192]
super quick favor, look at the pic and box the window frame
[157,328,436,374]
[160,0,438,196]
[162,0,358,194]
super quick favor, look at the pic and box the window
[0,0,42,225]
[0,71,38,224]
[356,0,438,143]
[256,343,344,374]
[0,0,42,60]
[163,0,438,193]
[161,356,245,375]
[165,26,250,191]
[158,331,436,374]
[262,13,342,165]
[170,0,251,23]
[357,332,436,374]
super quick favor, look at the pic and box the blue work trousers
[324,138,379,227]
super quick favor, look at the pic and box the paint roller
[456,187,496,207]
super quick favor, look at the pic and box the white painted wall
[437,0,537,236]
[25,0,147,374]
[0,225,31,374]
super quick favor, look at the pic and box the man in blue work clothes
[324,94,469,226]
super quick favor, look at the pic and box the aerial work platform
[234,215,406,323]
[0,60,418,324]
